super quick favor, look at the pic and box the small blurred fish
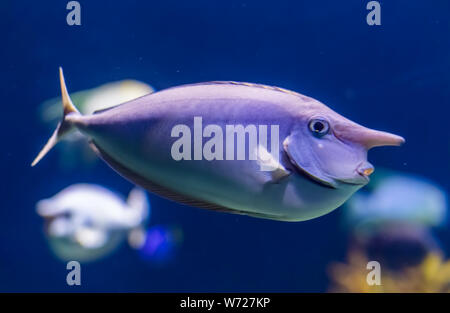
[38,79,154,168]
[36,184,150,262]
[344,171,447,229]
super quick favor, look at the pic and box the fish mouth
[335,162,373,186]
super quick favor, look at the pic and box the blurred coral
[328,250,450,293]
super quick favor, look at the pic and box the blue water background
[1,0,449,291]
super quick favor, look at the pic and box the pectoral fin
[255,144,291,183]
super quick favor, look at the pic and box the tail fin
[31,67,81,166]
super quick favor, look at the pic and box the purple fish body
[32,69,405,221]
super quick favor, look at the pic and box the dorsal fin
[92,103,123,115]
[163,81,314,102]
[31,67,81,166]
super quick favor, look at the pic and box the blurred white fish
[36,184,150,262]
[38,80,154,168]
[344,171,447,229]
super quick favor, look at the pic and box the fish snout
[359,128,405,149]
[334,122,405,149]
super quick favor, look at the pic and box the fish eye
[308,118,330,137]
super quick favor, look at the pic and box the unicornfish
[32,68,405,221]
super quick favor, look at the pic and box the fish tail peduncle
[31,67,82,166]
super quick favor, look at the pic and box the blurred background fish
[344,170,447,231]
[36,184,150,262]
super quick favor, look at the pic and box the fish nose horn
[357,127,405,149]
[334,123,405,149]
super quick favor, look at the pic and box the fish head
[284,102,405,189]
